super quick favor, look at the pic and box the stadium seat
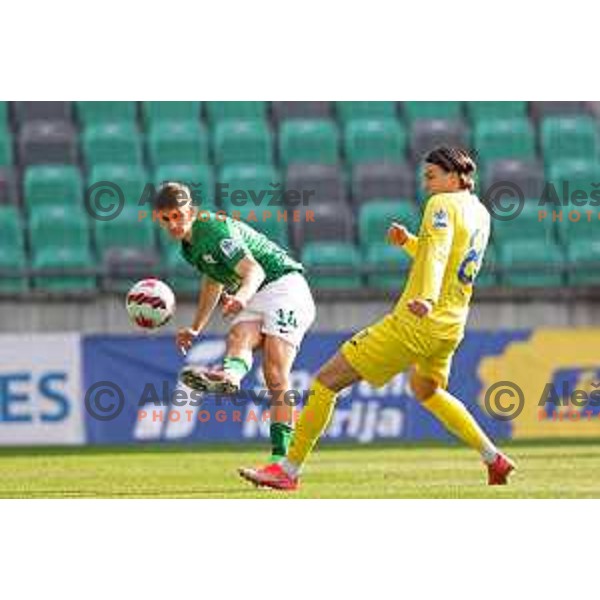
[365,243,411,290]
[540,117,599,164]
[359,200,421,249]
[233,209,289,248]
[82,123,142,167]
[465,102,527,123]
[89,164,148,207]
[0,131,12,166]
[477,243,497,288]
[148,120,209,166]
[286,164,345,205]
[279,120,339,167]
[483,159,545,202]
[491,201,553,243]
[32,245,96,293]
[18,121,78,165]
[302,242,362,290]
[409,119,469,162]
[547,158,600,206]
[291,201,354,250]
[0,101,7,126]
[498,239,565,287]
[474,118,536,164]
[0,168,18,206]
[344,119,406,165]
[14,102,73,125]
[219,164,280,211]
[402,101,463,123]
[272,102,332,123]
[0,206,27,292]
[24,165,82,209]
[205,101,267,125]
[336,102,397,122]
[76,101,137,126]
[29,203,90,248]
[155,164,215,210]
[94,205,156,260]
[103,246,160,293]
[213,120,272,167]
[566,238,600,285]
[142,101,202,126]
[530,101,588,120]
[351,162,414,205]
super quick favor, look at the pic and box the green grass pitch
[1,441,599,498]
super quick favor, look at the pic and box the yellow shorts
[340,313,460,389]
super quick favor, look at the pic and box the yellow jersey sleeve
[412,195,454,304]
[402,232,419,258]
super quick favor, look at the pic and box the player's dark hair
[425,146,477,192]
[153,182,192,210]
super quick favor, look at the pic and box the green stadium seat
[32,246,96,292]
[279,120,339,167]
[474,118,536,164]
[213,120,272,167]
[219,164,280,211]
[365,243,411,290]
[148,120,209,166]
[477,243,497,288]
[155,164,215,210]
[89,164,148,207]
[205,101,267,125]
[566,238,600,285]
[302,242,362,290]
[235,210,289,248]
[465,102,527,123]
[77,101,137,126]
[82,123,142,167]
[403,102,463,123]
[491,201,553,243]
[24,165,82,209]
[0,206,27,292]
[0,132,13,166]
[359,200,421,249]
[29,204,90,249]
[336,102,396,123]
[94,205,155,259]
[344,119,406,165]
[0,101,7,126]
[498,239,565,287]
[540,116,599,164]
[142,102,201,126]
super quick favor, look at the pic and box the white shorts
[230,272,316,349]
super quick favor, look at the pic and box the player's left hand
[221,294,246,317]
[407,298,433,318]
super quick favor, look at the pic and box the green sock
[222,356,250,382]
[270,422,293,463]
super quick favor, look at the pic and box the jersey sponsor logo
[220,238,240,258]
[202,253,217,264]
[432,209,448,230]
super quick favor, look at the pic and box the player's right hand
[176,327,199,356]
[387,222,409,247]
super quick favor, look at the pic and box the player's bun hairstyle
[425,146,477,192]
[153,181,193,210]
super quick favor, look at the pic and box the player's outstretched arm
[222,257,266,317]
[387,222,419,258]
[177,277,223,354]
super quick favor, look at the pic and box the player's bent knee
[410,372,438,402]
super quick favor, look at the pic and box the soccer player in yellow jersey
[239,146,516,490]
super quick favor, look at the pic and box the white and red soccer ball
[126,278,175,330]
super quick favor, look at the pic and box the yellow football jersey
[394,191,490,339]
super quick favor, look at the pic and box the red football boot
[238,463,299,491]
[487,453,516,485]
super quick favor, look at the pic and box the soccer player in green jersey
[153,182,316,466]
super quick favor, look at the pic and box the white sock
[481,443,499,465]
[281,458,300,478]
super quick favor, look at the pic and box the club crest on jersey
[432,209,448,230]
[202,254,217,264]
[220,238,239,258]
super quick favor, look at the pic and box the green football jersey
[180,213,303,292]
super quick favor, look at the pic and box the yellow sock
[422,388,498,463]
[287,379,337,469]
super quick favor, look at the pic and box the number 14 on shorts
[276,308,298,334]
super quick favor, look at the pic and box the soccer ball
[126,278,175,330]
